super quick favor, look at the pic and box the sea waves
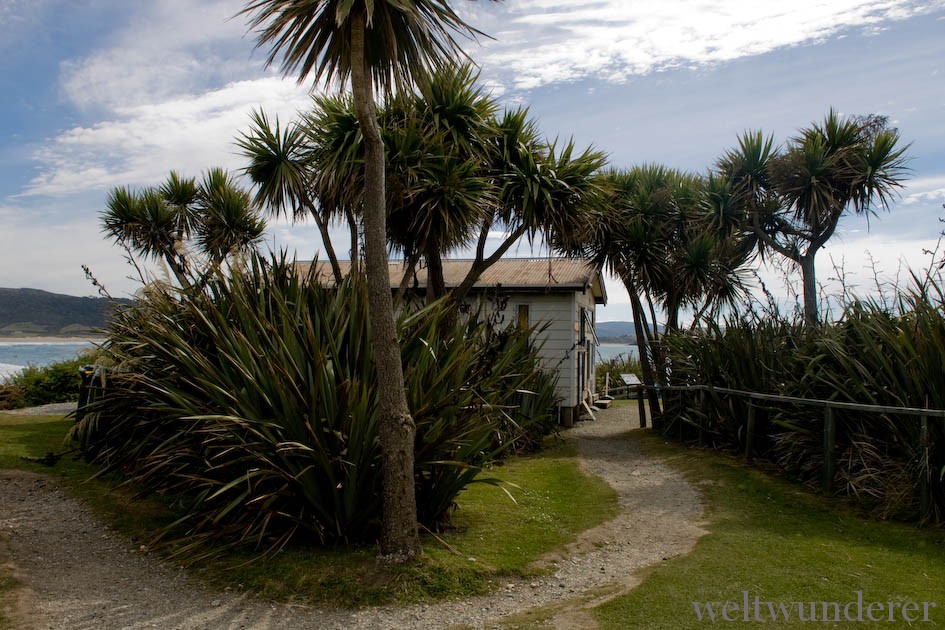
[0,362,24,382]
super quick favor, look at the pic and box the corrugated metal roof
[299,257,607,302]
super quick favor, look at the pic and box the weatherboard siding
[475,292,586,409]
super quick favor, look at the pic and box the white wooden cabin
[303,257,607,426]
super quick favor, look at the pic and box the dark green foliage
[595,355,642,393]
[0,354,96,409]
[664,283,945,524]
[71,255,558,553]
[665,316,806,451]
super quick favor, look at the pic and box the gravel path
[0,403,705,629]
[2,402,77,417]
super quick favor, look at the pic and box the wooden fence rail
[631,383,941,523]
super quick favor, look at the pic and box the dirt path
[2,402,77,417]
[0,403,705,629]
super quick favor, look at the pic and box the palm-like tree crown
[716,109,910,324]
[102,170,266,284]
[385,64,495,262]
[241,0,485,93]
[196,168,267,261]
[238,109,315,221]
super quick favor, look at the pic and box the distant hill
[0,288,132,336]
[596,321,634,341]
[595,320,665,343]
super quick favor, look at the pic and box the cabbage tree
[718,111,909,324]
[241,0,489,562]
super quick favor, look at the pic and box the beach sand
[0,336,106,344]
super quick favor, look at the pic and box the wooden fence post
[745,400,755,461]
[822,406,836,495]
[697,388,706,446]
[677,388,684,442]
[920,413,930,523]
[637,385,646,429]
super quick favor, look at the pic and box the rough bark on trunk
[800,254,818,326]
[345,208,360,275]
[311,208,344,284]
[350,16,420,562]
[627,282,661,421]
[424,246,445,303]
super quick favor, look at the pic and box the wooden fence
[629,383,941,523]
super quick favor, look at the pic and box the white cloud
[748,232,943,315]
[470,0,945,91]
[31,0,945,202]
[24,77,311,196]
[9,0,945,306]
[0,211,118,295]
[902,175,945,206]
[60,0,256,111]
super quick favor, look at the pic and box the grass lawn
[593,432,945,628]
[0,412,618,610]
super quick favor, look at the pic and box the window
[517,304,530,328]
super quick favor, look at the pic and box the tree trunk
[627,281,661,421]
[664,293,681,333]
[393,256,419,305]
[310,207,344,284]
[424,245,445,303]
[164,250,193,292]
[350,15,420,562]
[346,208,360,275]
[451,223,529,304]
[800,254,818,326]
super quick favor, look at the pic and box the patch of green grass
[0,412,179,541]
[209,441,619,606]
[0,414,79,470]
[594,433,945,628]
[441,442,619,572]
[0,414,618,609]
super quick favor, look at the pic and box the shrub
[71,255,559,552]
[662,282,945,525]
[595,355,642,394]
[0,354,96,409]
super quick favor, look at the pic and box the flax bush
[71,255,558,552]
[664,280,945,524]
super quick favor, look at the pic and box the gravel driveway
[0,403,705,629]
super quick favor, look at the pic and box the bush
[595,355,642,394]
[71,255,559,553]
[663,282,945,525]
[0,354,96,409]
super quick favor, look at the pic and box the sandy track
[0,403,705,629]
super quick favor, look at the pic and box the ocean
[0,340,633,381]
[597,342,638,363]
[0,341,97,382]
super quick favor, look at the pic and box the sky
[2,0,944,322]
